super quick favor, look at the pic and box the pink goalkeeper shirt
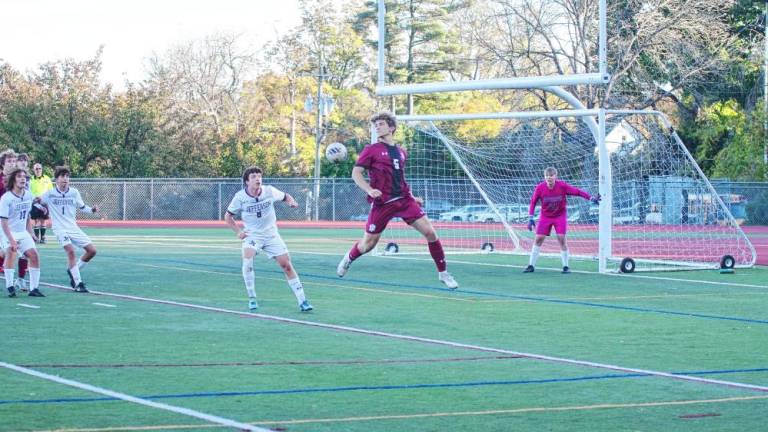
[529,180,592,219]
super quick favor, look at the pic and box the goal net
[375,111,756,272]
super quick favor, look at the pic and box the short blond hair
[544,167,558,176]
[370,111,397,130]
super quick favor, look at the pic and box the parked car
[422,200,455,219]
[439,204,489,222]
[471,204,531,223]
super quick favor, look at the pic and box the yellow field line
[32,394,768,432]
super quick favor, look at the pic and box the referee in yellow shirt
[30,163,53,243]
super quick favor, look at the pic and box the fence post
[332,178,336,221]
[218,182,223,220]
[150,179,154,220]
[122,181,127,221]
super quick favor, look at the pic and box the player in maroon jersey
[0,149,18,274]
[336,112,458,289]
[524,166,600,274]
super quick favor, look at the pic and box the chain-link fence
[68,178,768,224]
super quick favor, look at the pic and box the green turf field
[1,227,767,431]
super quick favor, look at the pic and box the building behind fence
[70,178,768,225]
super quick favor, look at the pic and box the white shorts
[54,228,93,249]
[1,231,37,256]
[242,234,289,258]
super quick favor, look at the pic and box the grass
[1,227,766,431]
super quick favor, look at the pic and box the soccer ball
[325,142,348,163]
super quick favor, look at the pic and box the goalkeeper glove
[590,193,601,204]
[527,217,536,231]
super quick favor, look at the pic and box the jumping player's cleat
[248,299,258,311]
[7,286,16,297]
[562,266,571,274]
[299,300,313,312]
[74,282,89,293]
[438,271,459,290]
[28,289,45,297]
[523,265,535,273]
[66,270,76,288]
[336,253,351,277]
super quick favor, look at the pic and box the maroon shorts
[365,197,426,234]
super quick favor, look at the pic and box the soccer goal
[375,110,756,273]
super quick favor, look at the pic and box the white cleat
[439,271,459,290]
[336,253,351,277]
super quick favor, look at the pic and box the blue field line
[2,367,767,405]
[90,253,768,326]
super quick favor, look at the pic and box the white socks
[29,268,40,290]
[561,250,569,267]
[529,245,541,266]
[78,259,88,270]
[70,265,82,285]
[288,277,306,304]
[5,269,15,289]
[242,258,256,298]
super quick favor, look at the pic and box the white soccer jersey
[0,190,33,233]
[227,186,286,237]
[40,187,89,231]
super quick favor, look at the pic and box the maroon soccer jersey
[355,142,411,204]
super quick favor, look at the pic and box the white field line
[39,282,768,394]
[93,303,117,308]
[0,361,272,432]
[17,303,40,309]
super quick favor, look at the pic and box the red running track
[79,220,768,266]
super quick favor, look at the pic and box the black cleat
[66,270,76,288]
[28,289,45,297]
[523,265,535,273]
[7,286,16,297]
[562,266,571,274]
[74,282,89,293]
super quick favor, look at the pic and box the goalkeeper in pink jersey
[524,167,600,274]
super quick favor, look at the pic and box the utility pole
[313,50,324,221]
[764,0,768,168]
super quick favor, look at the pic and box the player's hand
[414,197,424,206]
[590,193,601,204]
[367,189,382,199]
[527,218,536,232]
[9,239,17,252]
[238,230,248,240]
[284,195,298,208]
[92,205,99,213]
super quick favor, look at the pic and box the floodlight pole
[313,50,325,221]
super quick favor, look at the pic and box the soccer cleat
[66,270,76,288]
[7,286,16,297]
[562,266,571,274]
[248,299,258,311]
[336,253,351,277]
[28,289,45,297]
[438,271,459,289]
[523,265,535,273]
[74,282,89,293]
[299,300,313,312]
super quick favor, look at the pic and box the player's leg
[18,235,43,297]
[16,256,28,291]
[3,242,16,297]
[554,217,570,273]
[241,243,258,310]
[525,218,552,272]
[337,203,392,277]
[63,244,82,290]
[409,215,458,289]
[273,251,312,312]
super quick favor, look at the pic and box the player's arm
[563,182,599,202]
[282,193,298,208]
[76,190,98,213]
[1,218,15,251]
[527,187,540,231]
[26,214,37,241]
[224,211,247,239]
[352,166,381,198]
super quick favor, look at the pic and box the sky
[1,0,347,89]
